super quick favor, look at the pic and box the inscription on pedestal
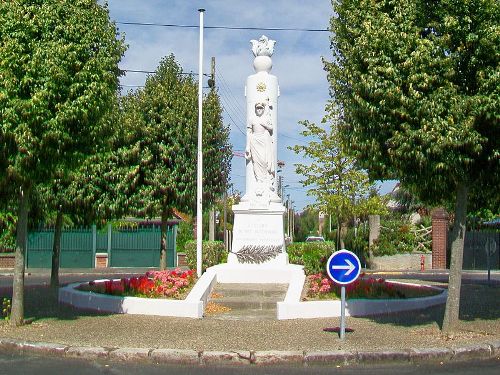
[230,206,286,265]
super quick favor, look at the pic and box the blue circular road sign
[326,249,361,285]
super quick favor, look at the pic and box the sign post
[485,238,496,286]
[326,249,361,340]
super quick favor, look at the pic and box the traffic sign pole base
[323,327,354,334]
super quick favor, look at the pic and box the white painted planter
[277,281,447,320]
[59,270,446,320]
[58,275,217,319]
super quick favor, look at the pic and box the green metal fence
[26,224,177,269]
[27,228,94,268]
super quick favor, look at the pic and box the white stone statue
[245,101,275,195]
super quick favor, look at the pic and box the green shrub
[287,242,335,275]
[0,211,16,252]
[343,225,369,265]
[2,298,11,320]
[184,240,227,272]
[176,221,194,253]
[372,218,431,256]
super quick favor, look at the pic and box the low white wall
[278,281,446,320]
[370,252,432,271]
[59,279,204,318]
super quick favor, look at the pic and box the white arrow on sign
[332,259,355,276]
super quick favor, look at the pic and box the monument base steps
[200,263,306,320]
[205,283,288,321]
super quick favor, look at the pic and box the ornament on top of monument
[250,35,276,57]
[250,35,275,73]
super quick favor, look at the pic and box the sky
[106,0,396,211]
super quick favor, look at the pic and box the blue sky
[106,0,395,211]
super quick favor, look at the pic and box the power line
[215,66,247,121]
[117,21,328,32]
[122,69,204,76]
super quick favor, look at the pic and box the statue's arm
[245,122,252,160]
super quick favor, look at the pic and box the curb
[1,338,499,366]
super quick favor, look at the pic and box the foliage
[326,0,499,201]
[343,224,370,264]
[0,210,15,251]
[184,240,227,272]
[372,217,432,256]
[0,0,126,188]
[116,55,231,218]
[2,298,11,320]
[293,208,320,242]
[176,220,194,253]
[306,273,441,300]
[287,241,335,275]
[290,119,387,227]
[77,269,196,299]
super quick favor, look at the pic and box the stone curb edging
[0,338,499,366]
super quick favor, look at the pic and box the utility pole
[208,56,216,242]
[209,57,215,90]
[223,191,227,251]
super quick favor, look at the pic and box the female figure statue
[245,101,275,194]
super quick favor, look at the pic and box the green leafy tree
[118,55,231,269]
[326,0,499,333]
[290,118,387,248]
[294,208,320,242]
[0,0,125,325]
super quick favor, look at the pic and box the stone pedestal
[229,201,288,266]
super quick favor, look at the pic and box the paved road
[0,352,498,375]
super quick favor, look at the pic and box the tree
[0,0,125,325]
[326,0,499,333]
[39,96,122,289]
[290,118,386,249]
[118,55,231,269]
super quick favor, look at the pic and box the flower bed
[306,272,441,300]
[77,269,196,300]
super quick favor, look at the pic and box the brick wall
[432,208,449,269]
[0,255,15,268]
[177,253,187,267]
[95,253,108,268]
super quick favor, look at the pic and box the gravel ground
[0,281,499,352]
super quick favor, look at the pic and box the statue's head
[255,102,265,116]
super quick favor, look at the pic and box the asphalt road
[0,352,499,375]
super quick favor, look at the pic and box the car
[305,236,325,242]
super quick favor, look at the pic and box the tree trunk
[442,183,468,334]
[159,208,170,270]
[10,186,30,327]
[368,214,381,267]
[209,208,215,241]
[339,221,348,249]
[50,208,64,289]
[336,218,341,251]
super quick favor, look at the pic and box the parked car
[305,236,325,242]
